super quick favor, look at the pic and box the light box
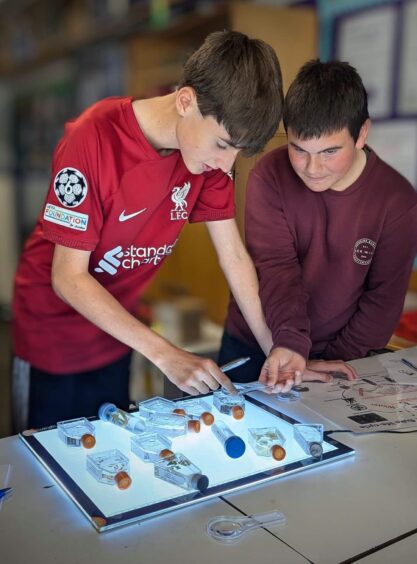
[20,395,354,532]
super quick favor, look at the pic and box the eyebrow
[289,141,342,153]
[218,136,243,150]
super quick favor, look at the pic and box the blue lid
[224,436,246,458]
[98,402,116,421]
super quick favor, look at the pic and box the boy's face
[176,89,240,175]
[287,123,369,192]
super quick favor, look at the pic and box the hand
[302,359,358,383]
[259,347,306,393]
[156,346,237,396]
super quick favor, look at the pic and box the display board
[20,395,354,532]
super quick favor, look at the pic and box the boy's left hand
[259,347,306,392]
[302,359,358,382]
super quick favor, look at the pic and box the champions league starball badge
[54,167,88,208]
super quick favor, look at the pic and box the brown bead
[271,445,286,461]
[81,433,96,449]
[115,471,131,490]
[232,406,244,420]
[188,419,201,433]
[201,412,214,426]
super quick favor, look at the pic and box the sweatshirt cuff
[272,329,311,360]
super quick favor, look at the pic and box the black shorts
[13,353,132,430]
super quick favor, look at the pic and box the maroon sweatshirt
[226,146,417,361]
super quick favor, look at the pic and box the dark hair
[178,30,283,156]
[283,59,369,142]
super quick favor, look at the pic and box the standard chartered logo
[94,241,177,275]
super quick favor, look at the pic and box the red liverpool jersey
[13,97,235,373]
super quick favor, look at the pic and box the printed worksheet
[299,348,417,433]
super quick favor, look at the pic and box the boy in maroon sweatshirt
[221,60,417,386]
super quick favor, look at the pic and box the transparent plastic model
[211,421,246,459]
[154,452,209,492]
[57,417,96,449]
[131,432,173,463]
[138,396,176,419]
[174,398,214,426]
[145,412,189,437]
[98,402,145,434]
[293,424,324,458]
[213,390,245,419]
[248,427,286,461]
[276,390,300,402]
[207,510,287,544]
[86,449,131,489]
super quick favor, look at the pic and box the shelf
[0,2,229,77]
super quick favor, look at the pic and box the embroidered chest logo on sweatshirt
[170,181,191,221]
[353,238,376,265]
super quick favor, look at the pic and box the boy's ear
[356,118,371,149]
[176,87,197,116]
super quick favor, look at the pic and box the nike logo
[119,208,147,222]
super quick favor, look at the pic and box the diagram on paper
[301,370,417,433]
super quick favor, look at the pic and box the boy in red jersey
[220,60,417,386]
[12,31,291,429]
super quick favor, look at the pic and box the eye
[292,146,305,154]
[216,142,228,150]
[324,148,338,155]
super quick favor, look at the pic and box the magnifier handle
[244,510,287,531]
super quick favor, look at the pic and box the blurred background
[1,0,416,437]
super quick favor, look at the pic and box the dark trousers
[218,330,267,383]
[26,353,132,429]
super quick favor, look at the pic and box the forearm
[207,219,272,355]
[221,246,273,355]
[325,269,415,361]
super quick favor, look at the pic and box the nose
[216,149,239,174]
[305,154,322,175]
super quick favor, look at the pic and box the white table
[2,353,417,563]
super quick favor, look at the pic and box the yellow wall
[143,4,318,325]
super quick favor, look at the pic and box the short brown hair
[178,30,283,157]
[283,59,369,142]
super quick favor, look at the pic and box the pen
[0,487,12,500]
[401,358,417,372]
[220,357,251,373]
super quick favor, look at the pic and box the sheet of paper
[298,348,417,433]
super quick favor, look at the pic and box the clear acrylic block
[138,396,176,419]
[57,417,96,449]
[248,427,286,461]
[293,424,324,458]
[131,432,173,463]
[154,452,209,492]
[174,398,214,426]
[145,412,188,437]
[87,449,131,489]
[213,390,245,419]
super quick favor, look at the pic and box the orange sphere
[81,433,96,449]
[115,471,132,490]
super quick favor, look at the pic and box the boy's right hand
[259,347,306,392]
[156,346,237,396]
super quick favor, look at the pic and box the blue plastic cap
[224,436,246,459]
[98,402,116,421]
